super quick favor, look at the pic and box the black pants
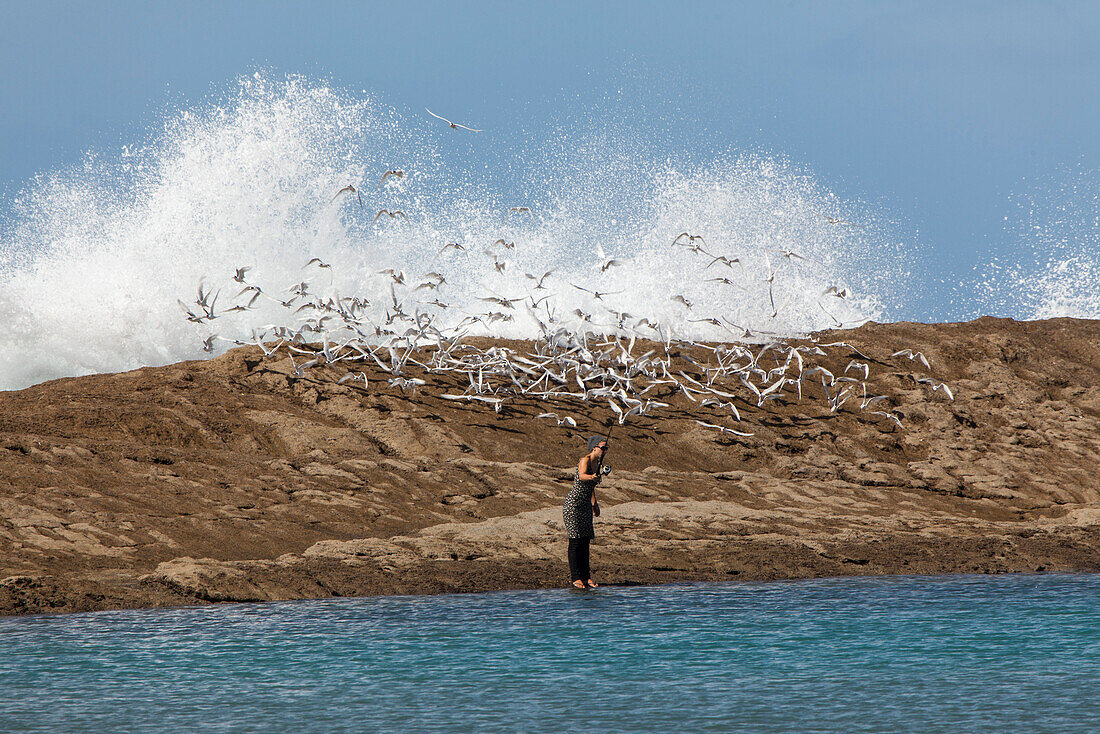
[568,538,591,582]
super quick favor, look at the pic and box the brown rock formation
[2,317,1098,615]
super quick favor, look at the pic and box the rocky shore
[2,317,1099,616]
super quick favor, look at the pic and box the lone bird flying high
[425,107,483,132]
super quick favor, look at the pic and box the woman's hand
[592,502,600,517]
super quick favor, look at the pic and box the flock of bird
[181,107,953,439]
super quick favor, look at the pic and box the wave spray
[0,73,909,391]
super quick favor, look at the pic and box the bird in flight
[913,376,953,400]
[706,255,741,270]
[705,277,745,290]
[892,349,931,370]
[508,206,533,218]
[377,268,406,284]
[478,292,525,309]
[177,299,207,323]
[332,184,363,207]
[379,170,404,187]
[673,232,705,246]
[525,270,555,289]
[374,209,409,223]
[687,316,737,332]
[425,108,483,132]
[537,413,577,428]
[572,284,623,301]
[695,420,754,438]
[868,411,903,430]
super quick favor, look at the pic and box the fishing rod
[600,421,614,476]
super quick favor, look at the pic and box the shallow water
[1,573,1097,733]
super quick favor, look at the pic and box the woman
[563,436,607,589]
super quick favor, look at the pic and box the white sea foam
[977,167,1100,320]
[0,74,909,391]
[980,256,1100,320]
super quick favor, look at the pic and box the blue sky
[2,1,1098,318]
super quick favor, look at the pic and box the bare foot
[572,580,587,589]
[587,579,599,588]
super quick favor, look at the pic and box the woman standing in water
[564,436,607,589]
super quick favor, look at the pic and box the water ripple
[1,574,1098,733]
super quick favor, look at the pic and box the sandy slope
[2,317,1098,615]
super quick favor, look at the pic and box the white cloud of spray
[978,166,1100,320]
[0,73,910,391]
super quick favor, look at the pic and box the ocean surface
[1,573,1097,733]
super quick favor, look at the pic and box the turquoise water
[1,574,1097,733]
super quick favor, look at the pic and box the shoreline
[3,316,1100,616]
[7,567,1098,621]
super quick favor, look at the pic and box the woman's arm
[577,454,600,482]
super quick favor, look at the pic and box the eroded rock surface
[2,317,1099,615]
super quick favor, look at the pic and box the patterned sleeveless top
[563,471,597,539]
